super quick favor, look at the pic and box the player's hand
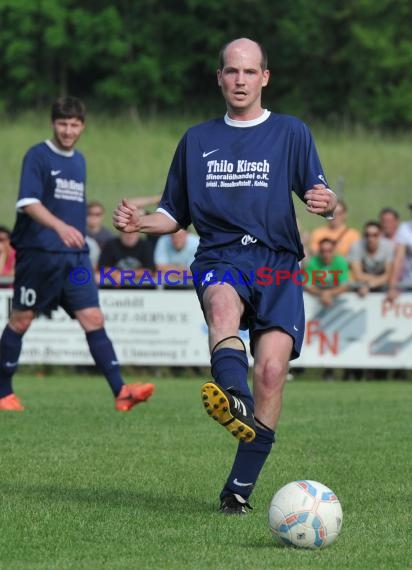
[304,184,337,216]
[112,199,140,233]
[56,223,85,248]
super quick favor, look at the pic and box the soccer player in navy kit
[0,96,154,412]
[113,39,337,513]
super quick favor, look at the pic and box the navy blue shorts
[191,242,305,360]
[12,250,99,317]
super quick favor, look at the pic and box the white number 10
[20,286,36,307]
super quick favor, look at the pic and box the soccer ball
[268,480,343,549]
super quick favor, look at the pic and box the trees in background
[0,0,411,127]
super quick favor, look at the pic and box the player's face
[217,40,269,120]
[52,117,85,151]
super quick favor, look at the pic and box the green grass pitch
[0,374,410,569]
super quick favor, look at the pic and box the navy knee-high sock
[210,347,253,410]
[86,329,124,397]
[0,325,24,398]
[220,424,275,500]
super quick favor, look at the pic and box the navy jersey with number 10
[158,111,329,261]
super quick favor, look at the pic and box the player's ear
[217,69,222,87]
[262,69,270,87]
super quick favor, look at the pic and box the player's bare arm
[113,198,179,234]
[304,184,337,216]
[24,202,84,248]
[127,195,161,208]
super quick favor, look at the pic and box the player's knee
[9,312,34,334]
[255,357,288,391]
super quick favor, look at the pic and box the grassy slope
[0,374,410,569]
[0,115,410,233]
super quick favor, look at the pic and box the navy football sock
[0,325,24,398]
[210,347,253,410]
[86,328,124,397]
[220,424,275,500]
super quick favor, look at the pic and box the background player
[0,96,154,412]
[113,38,336,513]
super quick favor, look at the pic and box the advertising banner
[0,290,410,368]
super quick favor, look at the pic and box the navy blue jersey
[11,140,87,252]
[158,112,328,260]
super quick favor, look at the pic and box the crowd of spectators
[298,200,411,381]
[302,200,411,304]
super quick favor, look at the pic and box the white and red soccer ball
[269,480,343,549]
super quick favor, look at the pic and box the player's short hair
[218,39,268,71]
[51,96,86,123]
[379,207,399,219]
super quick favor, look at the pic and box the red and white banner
[0,289,410,368]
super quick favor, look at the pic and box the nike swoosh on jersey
[233,478,254,487]
[202,148,220,158]
[51,170,61,176]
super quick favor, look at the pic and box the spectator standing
[348,221,394,296]
[349,220,395,380]
[309,200,360,256]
